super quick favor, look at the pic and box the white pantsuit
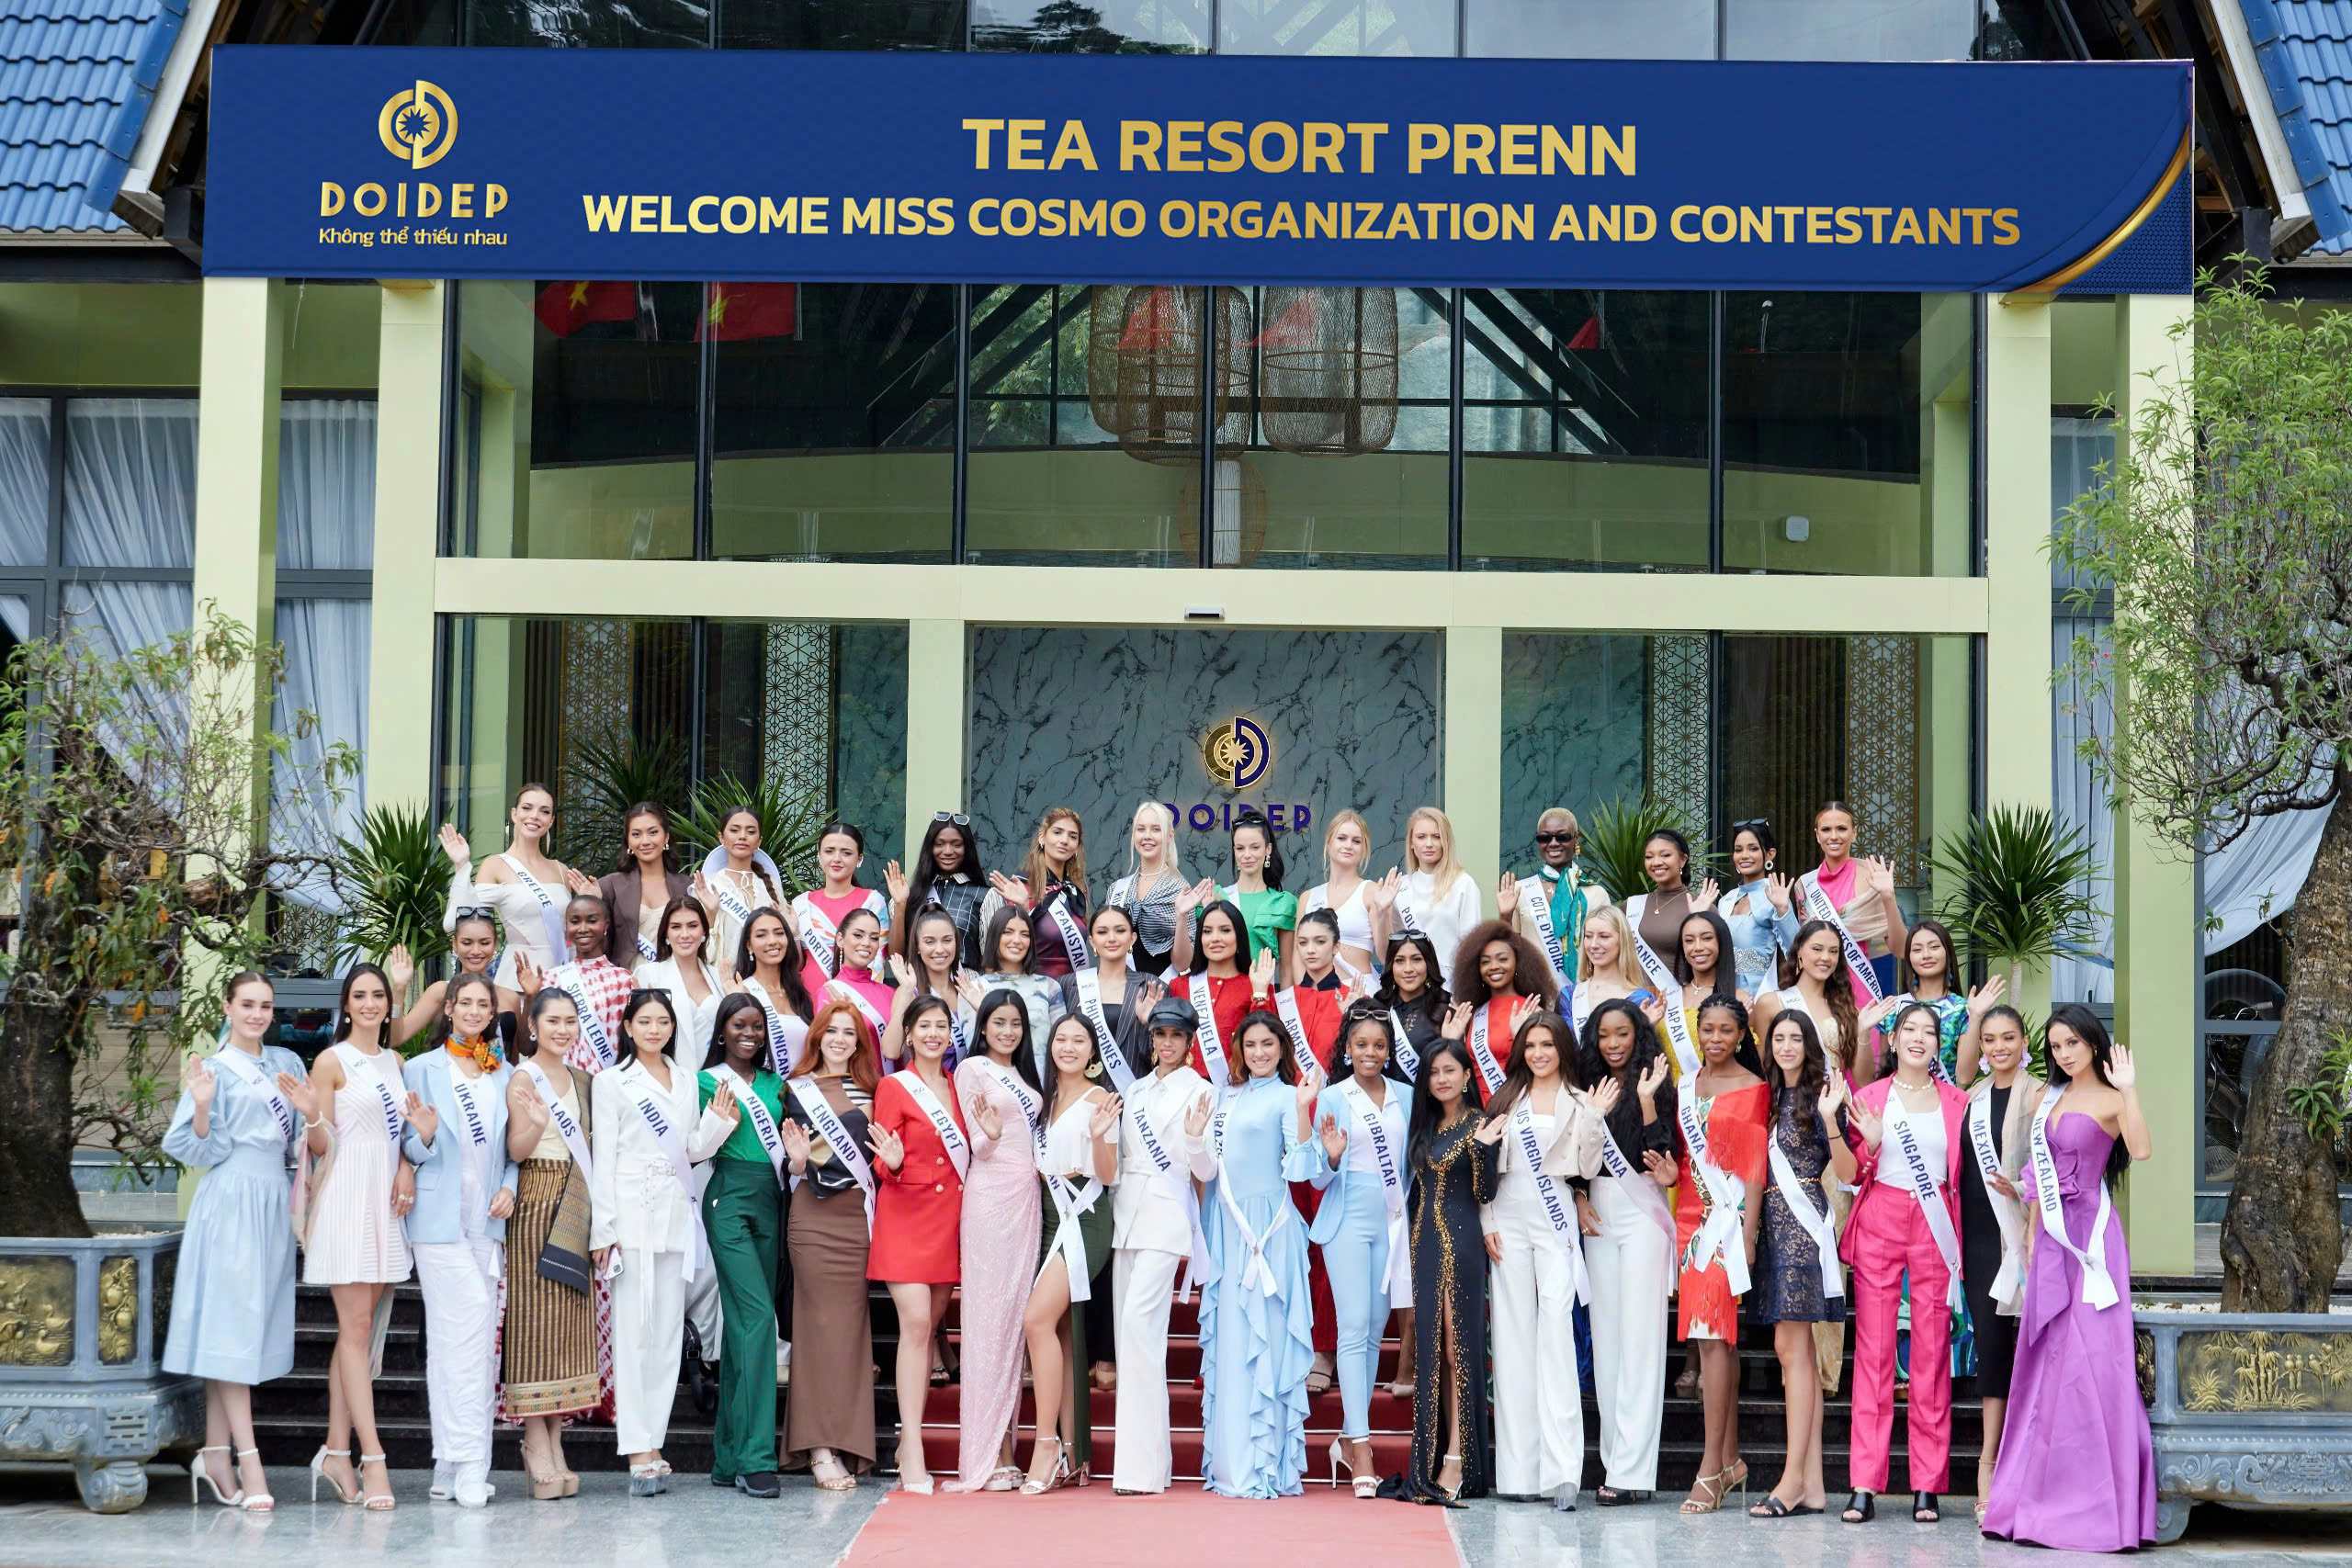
[1483,1094,1604,1500]
[1583,1172,1674,1492]
[414,1235,503,1472]
[1109,1064,1216,1495]
[590,1055,725,1455]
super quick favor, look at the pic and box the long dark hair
[905,908,965,995]
[519,987,576,1061]
[702,990,772,1071]
[1229,1009,1297,1087]
[1674,908,1738,992]
[1449,919,1560,1012]
[616,801,680,874]
[1577,996,1673,1157]
[1374,931,1450,1026]
[2045,1002,2132,1187]
[1695,991,1767,1078]
[1483,1008,1582,1122]
[616,988,680,1066]
[651,895,709,965]
[1762,1004,1832,1131]
[1041,1011,1104,1122]
[981,905,1036,976]
[1902,917,1960,995]
[898,992,958,1058]
[971,987,1045,1095]
[1787,918,1862,1076]
[832,906,884,978]
[734,908,815,1021]
[1334,1000,1412,1088]
[332,963,395,1044]
[1877,998,1945,1082]
[1231,807,1284,892]
[899,815,986,952]
[1188,898,1252,975]
[1406,1039,1482,1169]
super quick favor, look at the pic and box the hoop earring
[1085,1058,1103,1079]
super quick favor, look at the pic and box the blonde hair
[1020,807,1088,898]
[1578,902,1640,987]
[1323,808,1372,871]
[1127,801,1182,880]
[1403,806,1464,897]
[1536,806,1580,836]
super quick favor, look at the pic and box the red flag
[1565,315,1600,350]
[534,280,637,336]
[698,283,798,341]
[1116,286,1183,352]
[1245,293,1318,350]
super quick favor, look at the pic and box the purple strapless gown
[1982,1111,2157,1551]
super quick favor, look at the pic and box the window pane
[710,283,955,563]
[1724,0,1978,60]
[451,280,699,560]
[63,398,197,569]
[278,400,378,570]
[1463,289,1708,572]
[1223,286,1449,570]
[1722,291,1973,577]
[467,0,709,47]
[1,399,51,567]
[274,596,372,939]
[1465,0,1710,58]
[971,0,1205,51]
[719,0,965,48]
[967,284,1201,567]
[1217,0,1453,55]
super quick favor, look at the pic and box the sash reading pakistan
[895,1069,971,1181]
[1044,889,1092,970]
[788,1077,877,1227]
[1341,1077,1412,1303]
[1968,1088,2026,1309]
[1799,872,1885,1004]
[718,1071,789,1185]
[2027,1082,2119,1310]
[1510,1097,1589,1303]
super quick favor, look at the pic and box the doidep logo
[1202,716,1272,792]
[378,79,458,170]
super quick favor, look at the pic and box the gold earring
[1085,1059,1103,1079]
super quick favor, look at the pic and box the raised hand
[514,953,542,996]
[970,1092,1002,1143]
[1849,1099,1883,1148]
[2108,1043,2136,1089]
[1694,875,1720,908]
[711,1087,742,1128]
[1473,1114,1508,1145]
[185,1056,217,1113]
[1859,997,1900,1033]
[1091,1093,1124,1141]
[1136,978,1167,1018]
[437,822,471,864]
[563,865,599,896]
[1364,870,1399,914]
[780,1118,812,1174]
[1440,1002,1472,1042]
[868,1122,906,1170]
[1636,1054,1670,1104]
[1637,994,1667,1025]
[510,1077,548,1137]
[989,870,1029,906]
[278,1072,321,1123]
[691,870,715,908]
[405,1091,438,1143]
[1586,1076,1623,1118]
[1318,1111,1347,1165]
[1250,947,1278,992]
[719,963,742,994]
[1294,1067,1323,1121]
[1642,1148,1677,1189]
[1816,1074,1848,1125]
[1966,974,2008,1017]
[956,971,987,1009]
[1496,871,1520,916]
[1173,878,1212,918]
[1863,856,1896,897]
[888,953,916,992]
[1184,1092,1213,1138]
[883,860,909,908]
[489,1187,515,1219]
[385,943,415,997]
[1766,872,1792,915]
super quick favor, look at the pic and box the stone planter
[2137,1310,2352,1543]
[0,1226,200,1510]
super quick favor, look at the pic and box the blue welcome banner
[206,48,2190,293]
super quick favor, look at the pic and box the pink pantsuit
[1838,1077,1966,1495]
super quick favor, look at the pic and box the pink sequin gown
[947,1057,1043,1491]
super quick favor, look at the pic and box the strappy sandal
[1596,1485,1650,1506]
[310,1445,358,1505]
[1021,1436,1070,1495]
[1680,1470,1726,1515]
[358,1452,395,1511]
[1750,1494,1823,1518]
[235,1448,274,1513]
[191,1445,242,1507]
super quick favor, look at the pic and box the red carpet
[842,1486,1461,1568]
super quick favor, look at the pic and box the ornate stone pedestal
[2138,1310,2352,1543]
[0,1228,199,1511]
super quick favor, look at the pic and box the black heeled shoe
[1596,1485,1650,1506]
[1912,1491,1939,1523]
[1842,1490,1876,1524]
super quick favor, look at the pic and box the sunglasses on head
[1534,830,1579,845]
[1732,818,1772,833]
[933,812,972,828]
[454,906,496,923]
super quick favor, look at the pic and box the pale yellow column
[1984,294,2055,1018]
[904,617,967,855]
[2109,290,2198,1270]
[1444,625,1503,919]
[191,276,285,713]
[368,283,447,812]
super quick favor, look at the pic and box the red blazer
[1182,971,1261,1086]
[1838,1075,1967,1266]
[867,1070,967,1285]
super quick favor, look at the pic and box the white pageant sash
[521,1061,594,1186]
[1676,1090,1751,1295]
[1596,1116,1679,1260]
[742,977,807,1077]
[794,892,842,974]
[895,1068,971,1181]
[1043,888,1092,970]
[1625,931,1700,1080]
[1073,967,1136,1093]
[1467,1004,1507,1096]
[1209,1100,1289,1297]
[1273,987,1321,1081]
[983,1060,1101,1303]
[1884,1094,1964,1306]
[2028,1083,2120,1310]
[448,1066,492,1149]
[828,977,888,1037]
[1510,1097,1590,1304]
[1766,1120,1844,1301]
[628,1072,704,1280]
[501,852,571,966]
[709,869,763,943]
[1799,872,1884,1004]
[718,1070,788,1186]
[552,967,616,1070]
[1340,1077,1412,1303]
[789,1077,877,1227]
[1523,884,1573,990]
[636,930,660,963]
[1969,1088,2026,1310]
[1188,973,1232,1090]
[342,1046,406,1145]
[1392,885,1425,937]
[210,1046,298,1145]
[1385,1008,1422,1080]
[1128,1070,1209,1300]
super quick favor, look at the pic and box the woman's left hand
[564,865,598,897]
[1483,1232,1504,1263]
[1318,1111,1347,1166]
[1473,1115,1507,1146]
[1586,1077,1623,1117]
[405,1092,438,1143]
[391,1165,416,1217]
[488,1188,515,1220]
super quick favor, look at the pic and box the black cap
[1147,996,1199,1032]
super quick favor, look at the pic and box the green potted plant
[1928,804,2102,1001]
[1579,794,1713,906]
[332,803,454,997]
[560,727,687,872]
[678,773,831,890]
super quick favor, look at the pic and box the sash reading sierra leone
[1189,973,1232,1090]
[554,966,616,1069]
[501,852,571,967]
[1073,967,1136,1093]
[1884,1093,1964,1306]
[1799,871,1885,1005]
[210,1044,298,1145]
[1766,1120,1844,1301]
[1510,1097,1590,1304]
[521,1061,594,1186]
[1969,1087,2026,1309]
[718,1070,788,1185]
[788,1077,877,1228]
[1273,987,1322,1082]
[1340,1077,1411,1303]
[2027,1082,2120,1310]
[1676,1090,1750,1295]
[895,1068,970,1181]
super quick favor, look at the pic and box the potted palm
[1579,794,1713,906]
[678,773,831,891]
[332,803,453,1001]
[1928,804,2102,1000]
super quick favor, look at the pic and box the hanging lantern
[1085,286,1249,466]
[1250,288,1398,456]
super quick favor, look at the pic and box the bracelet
[303,1118,323,1130]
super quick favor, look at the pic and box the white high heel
[358,1451,395,1511]
[191,1446,242,1506]
[235,1447,275,1513]
[311,1446,359,1505]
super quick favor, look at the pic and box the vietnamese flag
[535,280,637,336]
[698,283,798,341]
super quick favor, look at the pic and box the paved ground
[1,1465,2346,1567]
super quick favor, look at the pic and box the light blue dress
[1309,1077,1414,1441]
[1197,1074,1325,1499]
[1719,880,1800,998]
[162,1045,308,1385]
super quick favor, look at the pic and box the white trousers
[1110,1247,1185,1494]
[1583,1176,1671,1492]
[612,1248,687,1454]
[1488,1188,1587,1498]
[414,1235,504,1472]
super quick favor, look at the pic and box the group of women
[159,788,2158,1551]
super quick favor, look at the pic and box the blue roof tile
[0,0,190,234]
[2249,0,2352,253]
